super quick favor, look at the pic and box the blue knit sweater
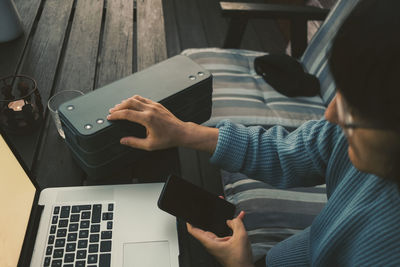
[209,119,400,266]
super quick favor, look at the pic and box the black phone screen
[158,175,236,237]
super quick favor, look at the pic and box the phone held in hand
[158,174,236,237]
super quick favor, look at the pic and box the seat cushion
[182,48,326,129]
[221,170,327,260]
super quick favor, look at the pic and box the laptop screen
[0,134,36,267]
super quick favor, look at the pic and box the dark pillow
[254,54,320,97]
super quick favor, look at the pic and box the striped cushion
[182,48,326,129]
[301,0,361,105]
[222,170,327,261]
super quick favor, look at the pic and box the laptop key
[67,232,77,242]
[90,224,100,233]
[53,206,60,214]
[89,243,99,253]
[52,215,58,224]
[64,265,73,267]
[48,235,55,245]
[51,259,62,267]
[88,254,98,264]
[60,206,70,218]
[56,228,67,237]
[55,238,65,247]
[46,246,53,255]
[92,204,101,223]
[58,219,68,228]
[75,260,86,267]
[108,203,114,211]
[90,233,99,243]
[80,220,90,229]
[44,257,51,266]
[72,205,91,213]
[78,239,88,248]
[107,221,113,230]
[100,241,112,252]
[102,212,113,221]
[50,225,56,234]
[64,252,75,263]
[70,214,80,222]
[79,229,89,239]
[101,231,112,240]
[69,223,79,232]
[77,249,87,259]
[99,253,111,267]
[66,242,76,252]
[53,248,63,258]
[81,211,91,219]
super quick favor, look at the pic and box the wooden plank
[8,0,74,169]
[162,0,181,57]
[172,0,208,49]
[96,0,134,88]
[92,0,133,181]
[55,0,104,94]
[196,0,229,47]
[137,0,168,71]
[239,22,264,51]
[0,0,42,77]
[34,0,104,188]
[251,19,288,53]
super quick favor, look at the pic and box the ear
[325,94,339,124]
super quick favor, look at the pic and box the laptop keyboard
[44,203,114,267]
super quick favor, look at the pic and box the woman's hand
[107,95,219,153]
[187,211,254,267]
[107,95,187,151]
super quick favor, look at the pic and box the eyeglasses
[335,94,391,136]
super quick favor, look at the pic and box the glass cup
[48,90,84,138]
[0,75,43,134]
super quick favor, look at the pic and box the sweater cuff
[210,120,249,171]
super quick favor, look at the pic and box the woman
[107,0,400,265]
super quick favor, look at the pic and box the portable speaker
[58,55,212,179]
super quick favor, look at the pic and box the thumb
[120,136,149,150]
[227,211,246,234]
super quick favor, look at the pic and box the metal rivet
[67,105,74,110]
[96,119,104,124]
[84,124,92,130]
[198,72,204,76]
[189,75,196,80]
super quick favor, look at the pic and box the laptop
[0,130,180,267]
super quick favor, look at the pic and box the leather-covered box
[58,55,212,178]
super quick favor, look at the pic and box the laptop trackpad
[123,241,171,267]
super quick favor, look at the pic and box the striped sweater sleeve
[210,119,342,188]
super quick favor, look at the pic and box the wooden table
[0,0,177,188]
[0,1,223,266]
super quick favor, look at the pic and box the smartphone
[158,174,236,237]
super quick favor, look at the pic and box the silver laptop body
[0,131,179,267]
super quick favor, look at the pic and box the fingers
[187,223,211,242]
[226,211,247,240]
[109,95,155,114]
[107,109,147,125]
[119,136,149,150]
